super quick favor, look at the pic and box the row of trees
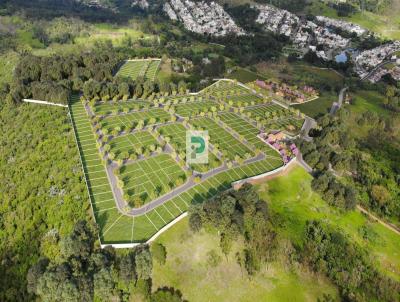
[27,221,185,301]
[83,77,189,103]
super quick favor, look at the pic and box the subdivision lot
[157,122,221,172]
[93,99,151,116]
[100,109,171,131]
[120,154,186,204]
[175,100,218,118]
[225,93,264,106]
[101,156,282,243]
[203,80,249,96]
[190,117,253,160]
[109,131,159,160]
[218,112,280,158]
[70,99,117,221]
[244,104,304,133]
[115,59,161,80]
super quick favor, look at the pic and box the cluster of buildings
[163,0,245,37]
[367,64,400,83]
[253,4,351,60]
[260,131,299,165]
[255,80,318,104]
[315,16,367,36]
[354,41,400,79]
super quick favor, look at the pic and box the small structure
[259,131,298,165]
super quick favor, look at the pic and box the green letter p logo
[186,131,208,164]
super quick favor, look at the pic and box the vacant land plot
[70,98,117,224]
[158,123,222,172]
[93,100,151,116]
[190,117,253,160]
[109,131,159,160]
[97,156,282,243]
[225,93,264,107]
[120,154,187,204]
[175,100,219,117]
[244,105,304,134]
[115,59,161,80]
[218,112,279,158]
[203,80,249,96]
[146,60,161,81]
[100,109,171,131]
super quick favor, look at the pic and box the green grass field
[93,99,151,116]
[152,218,339,302]
[191,117,254,160]
[120,154,186,204]
[226,67,267,83]
[157,123,222,172]
[293,92,336,118]
[100,109,171,131]
[258,165,400,281]
[115,59,161,81]
[174,100,218,118]
[109,131,159,160]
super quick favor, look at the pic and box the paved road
[361,59,395,81]
[330,86,348,115]
[301,117,317,142]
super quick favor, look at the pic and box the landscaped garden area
[68,65,306,245]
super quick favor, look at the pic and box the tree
[93,268,116,301]
[151,287,185,302]
[188,212,202,234]
[135,247,152,280]
[152,243,167,265]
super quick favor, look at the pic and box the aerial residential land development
[1,1,400,301]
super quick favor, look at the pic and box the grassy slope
[258,165,400,281]
[152,218,339,302]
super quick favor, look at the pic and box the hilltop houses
[163,0,245,37]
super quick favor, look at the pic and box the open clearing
[152,217,339,302]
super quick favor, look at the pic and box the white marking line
[88,176,108,181]
[163,204,175,218]
[89,183,110,189]
[86,164,103,168]
[103,214,124,236]
[96,206,116,213]
[95,198,115,205]
[179,195,189,207]
[154,208,167,224]
[146,214,159,231]
[131,217,135,243]
[92,191,112,197]
[171,199,182,213]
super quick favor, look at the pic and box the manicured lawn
[120,154,187,204]
[93,99,151,115]
[109,131,159,160]
[115,59,161,80]
[70,98,116,217]
[190,117,254,160]
[157,123,222,172]
[100,109,171,131]
[175,100,218,118]
[258,165,400,281]
[152,218,339,302]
